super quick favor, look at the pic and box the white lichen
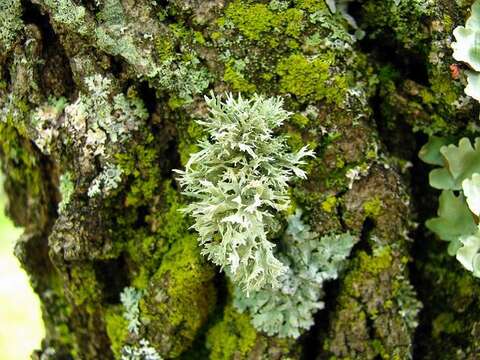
[31,97,67,155]
[61,74,147,197]
[120,286,143,335]
[121,339,162,360]
[175,93,315,294]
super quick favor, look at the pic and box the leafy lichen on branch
[175,92,315,294]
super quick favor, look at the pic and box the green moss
[194,31,206,45]
[115,135,161,207]
[105,307,129,358]
[147,180,190,244]
[178,119,206,166]
[223,0,305,44]
[224,2,277,41]
[67,265,101,308]
[223,60,257,93]
[360,0,432,50]
[321,195,338,213]
[282,8,305,38]
[286,130,305,152]
[432,312,463,338]
[0,116,47,224]
[206,304,258,360]
[294,0,327,12]
[429,69,461,107]
[290,113,310,128]
[155,36,175,62]
[363,197,382,218]
[276,53,347,104]
[371,340,388,359]
[141,235,216,357]
[123,180,191,290]
[359,247,393,275]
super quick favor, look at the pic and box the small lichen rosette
[175,93,315,294]
[234,211,355,338]
[420,136,480,276]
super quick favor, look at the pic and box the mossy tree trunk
[0,0,478,359]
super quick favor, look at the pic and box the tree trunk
[0,0,478,359]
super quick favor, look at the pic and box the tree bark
[0,0,478,359]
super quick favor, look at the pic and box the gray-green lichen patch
[0,0,23,56]
[36,0,212,102]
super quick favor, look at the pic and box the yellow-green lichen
[360,247,393,275]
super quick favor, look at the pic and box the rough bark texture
[0,0,479,359]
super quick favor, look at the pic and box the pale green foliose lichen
[234,210,356,338]
[88,163,124,198]
[175,93,315,294]
[119,287,163,359]
[452,0,480,101]
[420,136,480,277]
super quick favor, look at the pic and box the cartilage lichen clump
[175,93,314,294]
[120,287,143,335]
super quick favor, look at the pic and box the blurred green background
[0,185,44,359]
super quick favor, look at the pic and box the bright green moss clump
[115,136,161,207]
[105,307,129,358]
[224,1,305,42]
[141,235,216,357]
[206,305,258,360]
[363,197,382,218]
[276,53,348,104]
